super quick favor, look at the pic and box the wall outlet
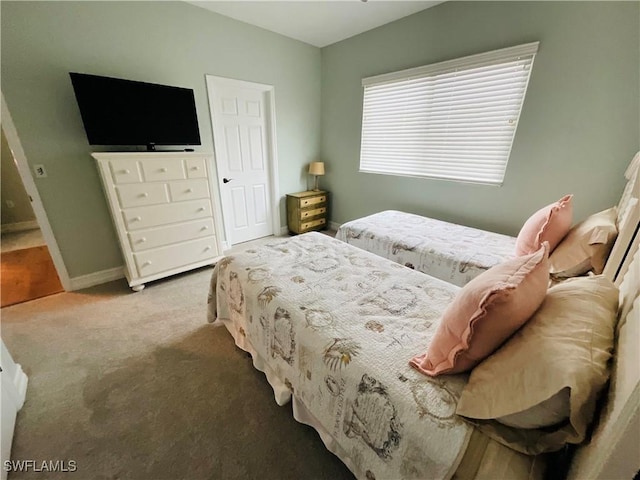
[6,200,15,208]
[33,164,48,178]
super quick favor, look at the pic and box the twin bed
[207,233,545,479]
[207,153,639,479]
[337,153,639,287]
[335,210,516,287]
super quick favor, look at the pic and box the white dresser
[92,152,223,291]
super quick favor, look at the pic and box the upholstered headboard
[603,152,640,284]
[617,151,640,224]
[567,241,640,479]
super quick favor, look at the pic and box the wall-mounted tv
[69,73,201,151]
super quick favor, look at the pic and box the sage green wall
[1,1,321,278]
[321,1,639,234]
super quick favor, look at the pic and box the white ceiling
[188,1,443,48]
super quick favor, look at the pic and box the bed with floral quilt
[335,210,517,287]
[207,232,540,480]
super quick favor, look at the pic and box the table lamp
[308,162,325,191]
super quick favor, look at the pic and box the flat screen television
[69,73,201,151]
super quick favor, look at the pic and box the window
[359,42,539,185]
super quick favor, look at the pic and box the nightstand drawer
[134,236,217,277]
[300,195,326,207]
[123,200,212,230]
[301,218,326,230]
[117,183,169,208]
[169,179,210,202]
[286,190,329,234]
[141,158,186,181]
[128,218,215,252]
[300,206,326,220]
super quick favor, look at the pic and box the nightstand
[286,190,328,234]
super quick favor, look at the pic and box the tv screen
[69,73,201,149]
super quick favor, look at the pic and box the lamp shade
[308,162,325,176]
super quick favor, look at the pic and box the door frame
[1,92,71,291]
[205,75,280,249]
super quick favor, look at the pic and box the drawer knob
[143,261,152,267]
[186,188,193,193]
[204,246,212,251]
[201,226,209,230]
[138,237,146,243]
[140,192,148,198]
[160,168,168,173]
[198,207,205,212]
[132,216,142,222]
[121,169,130,174]
[191,166,199,171]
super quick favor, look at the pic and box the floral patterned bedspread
[208,232,472,480]
[336,210,517,287]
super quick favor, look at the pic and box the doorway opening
[1,94,69,306]
[1,127,63,306]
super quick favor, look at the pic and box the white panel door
[208,79,274,245]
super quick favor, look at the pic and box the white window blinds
[359,42,539,185]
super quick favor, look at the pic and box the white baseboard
[1,220,39,233]
[279,224,339,235]
[69,266,125,291]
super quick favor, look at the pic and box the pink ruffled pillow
[515,195,573,256]
[410,243,550,376]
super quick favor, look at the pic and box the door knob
[223,178,233,184]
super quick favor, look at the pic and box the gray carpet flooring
[1,254,354,480]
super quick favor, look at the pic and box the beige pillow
[496,387,570,429]
[550,207,618,277]
[456,275,619,455]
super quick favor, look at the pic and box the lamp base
[313,175,320,191]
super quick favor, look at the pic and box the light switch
[33,164,48,178]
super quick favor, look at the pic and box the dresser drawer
[300,195,326,208]
[134,236,218,277]
[140,158,186,182]
[116,183,169,208]
[129,218,214,252]
[299,206,326,220]
[123,200,212,230]
[109,159,142,184]
[186,158,207,178]
[168,179,210,202]
[301,217,326,231]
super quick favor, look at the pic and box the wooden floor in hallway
[1,244,63,307]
